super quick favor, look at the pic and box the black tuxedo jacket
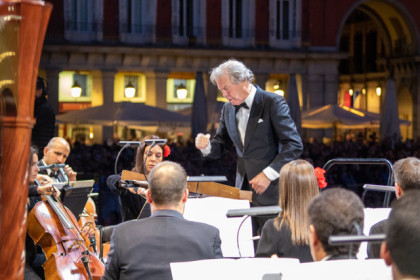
[102,210,223,280]
[207,86,303,205]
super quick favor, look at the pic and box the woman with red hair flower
[256,159,320,262]
[107,135,171,221]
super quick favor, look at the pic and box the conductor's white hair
[209,59,254,85]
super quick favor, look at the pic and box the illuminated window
[166,78,196,103]
[114,73,146,103]
[59,71,92,102]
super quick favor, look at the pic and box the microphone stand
[226,206,283,258]
[114,143,132,175]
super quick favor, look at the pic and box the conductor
[196,59,303,235]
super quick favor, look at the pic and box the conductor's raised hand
[195,133,210,150]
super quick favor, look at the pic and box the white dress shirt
[200,85,279,181]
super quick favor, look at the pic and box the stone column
[45,68,61,114]
[305,73,325,141]
[205,73,219,124]
[306,73,324,108]
[254,73,270,90]
[102,70,117,106]
[412,69,420,140]
[101,70,117,141]
[145,70,170,109]
[324,73,339,105]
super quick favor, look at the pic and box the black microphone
[58,167,69,182]
[38,163,66,170]
[226,206,282,218]
[118,139,167,146]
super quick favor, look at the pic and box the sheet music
[357,208,391,259]
[184,197,254,258]
[171,258,299,280]
[68,180,95,188]
[171,258,391,280]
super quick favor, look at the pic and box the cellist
[38,137,99,254]
[25,146,60,280]
[27,146,105,279]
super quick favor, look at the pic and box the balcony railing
[45,21,304,50]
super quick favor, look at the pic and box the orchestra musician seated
[380,190,420,280]
[38,137,77,182]
[308,188,364,261]
[107,135,170,221]
[368,157,420,258]
[255,159,319,262]
[103,161,223,280]
[25,146,60,280]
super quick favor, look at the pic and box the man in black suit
[32,76,56,152]
[38,137,77,182]
[195,59,303,234]
[102,161,223,280]
[380,190,420,280]
[308,188,364,261]
[367,157,420,258]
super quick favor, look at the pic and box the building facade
[40,0,420,142]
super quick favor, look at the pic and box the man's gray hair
[393,157,420,191]
[148,161,187,206]
[209,59,254,85]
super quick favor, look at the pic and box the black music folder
[60,180,95,218]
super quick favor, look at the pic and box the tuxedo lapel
[244,88,264,151]
[226,103,243,151]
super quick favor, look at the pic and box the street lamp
[124,81,136,98]
[176,84,188,99]
[376,84,382,96]
[71,80,82,98]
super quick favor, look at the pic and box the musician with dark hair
[25,145,59,280]
[106,135,171,221]
[381,190,420,280]
[308,188,365,261]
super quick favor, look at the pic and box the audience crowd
[64,133,420,225]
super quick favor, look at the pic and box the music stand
[61,180,95,218]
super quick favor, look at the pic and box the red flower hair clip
[314,167,327,189]
[163,145,171,157]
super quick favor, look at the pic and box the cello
[51,167,101,256]
[27,185,105,279]
[78,196,103,257]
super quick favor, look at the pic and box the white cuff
[263,166,279,181]
[200,142,212,156]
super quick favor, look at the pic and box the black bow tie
[234,102,249,112]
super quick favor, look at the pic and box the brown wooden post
[0,1,52,279]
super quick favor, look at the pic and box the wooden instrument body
[121,170,253,201]
[27,198,104,279]
[78,197,102,257]
[0,1,52,278]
